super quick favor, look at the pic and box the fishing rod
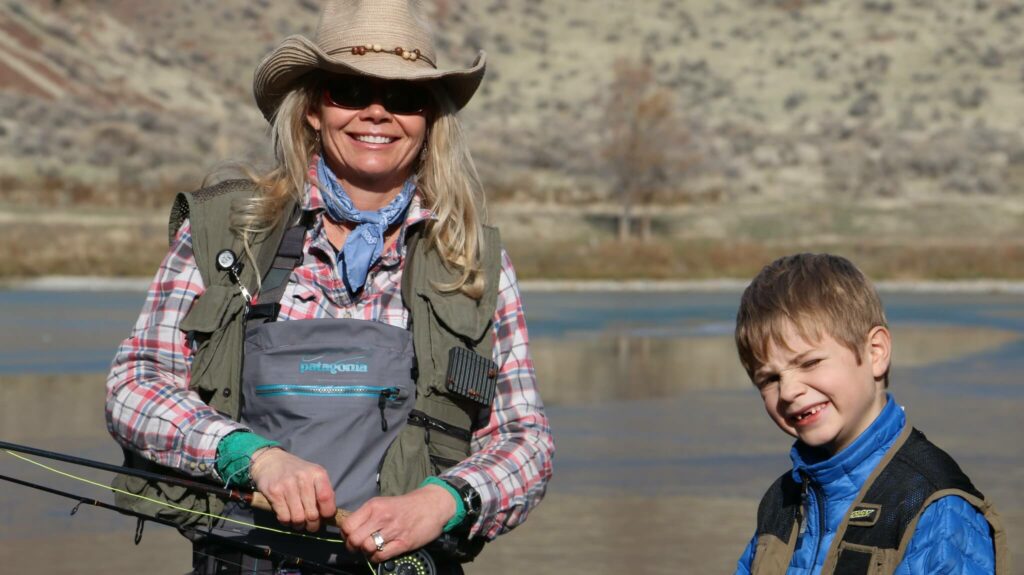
[0,439,349,527]
[0,440,441,575]
[0,471,364,575]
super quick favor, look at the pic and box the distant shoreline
[7,275,1024,294]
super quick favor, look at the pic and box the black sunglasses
[323,77,432,115]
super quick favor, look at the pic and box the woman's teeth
[795,404,826,421]
[355,135,396,144]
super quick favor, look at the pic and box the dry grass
[0,220,167,278]
[1,175,187,211]
[4,225,1024,281]
[3,199,1024,281]
[505,238,1024,281]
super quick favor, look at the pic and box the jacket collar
[789,394,905,499]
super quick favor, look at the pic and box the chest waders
[111,180,500,563]
[750,426,1010,575]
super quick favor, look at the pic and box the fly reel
[376,549,436,575]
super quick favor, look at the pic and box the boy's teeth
[356,135,394,144]
[795,404,825,421]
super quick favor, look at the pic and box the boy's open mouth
[790,402,829,424]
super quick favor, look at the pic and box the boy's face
[753,321,891,455]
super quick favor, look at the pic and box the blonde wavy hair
[231,74,488,298]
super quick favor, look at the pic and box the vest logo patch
[849,508,875,520]
[848,504,882,526]
[299,355,369,375]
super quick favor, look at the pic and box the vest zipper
[406,410,473,442]
[254,384,396,397]
[795,476,805,537]
[378,387,400,432]
[802,472,827,571]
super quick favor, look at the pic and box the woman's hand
[249,447,336,532]
[341,484,456,562]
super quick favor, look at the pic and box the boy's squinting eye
[755,373,780,389]
[800,358,823,369]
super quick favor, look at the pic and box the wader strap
[246,208,310,324]
[401,222,422,298]
[751,472,803,575]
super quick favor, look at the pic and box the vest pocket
[426,424,471,475]
[834,542,888,575]
[378,424,433,496]
[252,384,405,432]
[241,319,417,510]
[180,285,247,417]
[429,454,462,474]
[181,285,243,334]
[405,409,472,475]
[112,459,225,529]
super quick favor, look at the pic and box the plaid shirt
[105,183,553,539]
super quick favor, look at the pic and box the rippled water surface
[1,289,1022,573]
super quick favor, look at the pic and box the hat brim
[253,35,486,121]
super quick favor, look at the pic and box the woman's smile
[349,132,399,145]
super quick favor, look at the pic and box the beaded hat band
[329,44,436,67]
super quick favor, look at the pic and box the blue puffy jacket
[735,396,996,574]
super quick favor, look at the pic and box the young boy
[732,254,1008,575]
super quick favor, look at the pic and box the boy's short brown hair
[735,253,888,381]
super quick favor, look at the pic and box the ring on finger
[371,530,386,552]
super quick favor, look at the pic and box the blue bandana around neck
[316,156,416,294]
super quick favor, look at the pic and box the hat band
[327,44,437,68]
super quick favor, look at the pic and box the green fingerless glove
[215,431,281,487]
[420,476,466,533]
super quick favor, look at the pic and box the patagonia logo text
[299,355,369,375]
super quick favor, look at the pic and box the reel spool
[377,549,436,575]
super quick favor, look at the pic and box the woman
[105,1,553,573]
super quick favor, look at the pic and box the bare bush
[603,59,696,241]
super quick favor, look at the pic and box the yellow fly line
[2,449,377,574]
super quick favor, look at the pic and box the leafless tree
[603,59,688,241]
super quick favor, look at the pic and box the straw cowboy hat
[253,0,486,121]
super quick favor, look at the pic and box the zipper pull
[378,388,398,432]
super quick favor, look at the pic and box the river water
[0,289,1021,573]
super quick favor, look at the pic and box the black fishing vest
[750,426,1009,575]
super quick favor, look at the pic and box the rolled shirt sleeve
[105,221,247,478]
[440,249,555,539]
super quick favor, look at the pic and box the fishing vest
[750,426,1009,575]
[112,179,501,532]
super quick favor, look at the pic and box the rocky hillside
[4,0,1024,204]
